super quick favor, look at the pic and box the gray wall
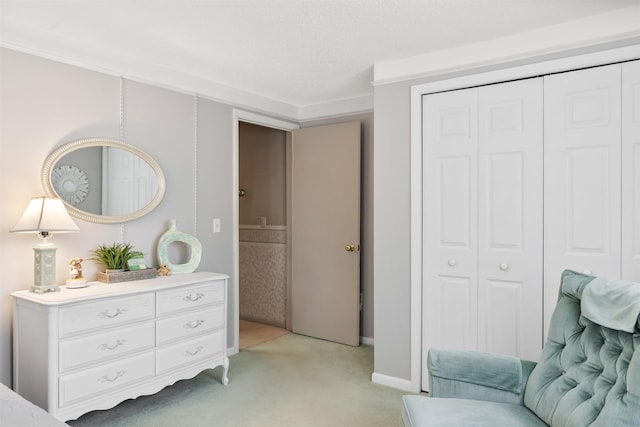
[368,42,640,384]
[372,82,413,379]
[0,48,235,385]
[0,48,376,386]
[55,146,102,214]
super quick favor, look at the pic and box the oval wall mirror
[42,138,166,224]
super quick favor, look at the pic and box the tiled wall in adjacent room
[239,227,287,327]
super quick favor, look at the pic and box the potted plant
[89,242,143,273]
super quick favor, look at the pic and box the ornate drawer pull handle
[499,263,509,271]
[447,259,457,267]
[185,319,205,329]
[97,370,127,383]
[185,346,204,357]
[98,339,126,351]
[183,293,205,302]
[97,308,127,319]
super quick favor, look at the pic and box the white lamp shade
[10,197,79,234]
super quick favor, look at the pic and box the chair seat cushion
[402,395,548,427]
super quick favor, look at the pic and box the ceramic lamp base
[32,245,59,293]
[30,284,60,293]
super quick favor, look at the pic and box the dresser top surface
[11,271,228,305]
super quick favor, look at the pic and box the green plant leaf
[89,242,142,270]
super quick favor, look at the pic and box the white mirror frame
[42,137,166,224]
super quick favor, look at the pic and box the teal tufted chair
[402,270,640,426]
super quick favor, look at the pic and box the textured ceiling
[1,0,639,119]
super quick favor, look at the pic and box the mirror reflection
[42,138,165,224]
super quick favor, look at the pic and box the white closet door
[622,60,640,281]
[422,88,478,389]
[544,64,622,336]
[477,78,543,361]
[103,147,158,216]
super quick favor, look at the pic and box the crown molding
[373,6,640,86]
[297,94,373,123]
[0,27,372,123]
[0,38,302,118]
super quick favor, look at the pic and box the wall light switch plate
[213,218,221,233]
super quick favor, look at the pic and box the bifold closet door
[422,87,479,387]
[422,79,543,389]
[622,60,640,281]
[477,78,543,361]
[544,64,622,336]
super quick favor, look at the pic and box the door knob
[345,244,356,252]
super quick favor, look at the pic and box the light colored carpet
[239,319,289,349]
[67,333,412,427]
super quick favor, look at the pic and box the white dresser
[12,271,229,422]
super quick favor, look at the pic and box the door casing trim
[231,110,299,355]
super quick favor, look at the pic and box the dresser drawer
[59,294,155,337]
[59,351,155,407]
[156,331,225,374]
[156,306,224,345]
[60,322,155,373]
[156,281,224,315]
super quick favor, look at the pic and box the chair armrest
[428,348,536,405]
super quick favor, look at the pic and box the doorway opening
[231,110,362,352]
[232,110,299,354]
[238,121,290,349]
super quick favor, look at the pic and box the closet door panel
[484,279,523,356]
[438,156,473,249]
[623,60,640,281]
[566,147,612,251]
[544,64,621,336]
[431,276,475,350]
[478,78,543,361]
[422,88,478,389]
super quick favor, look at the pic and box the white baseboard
[360,336,374,346]
[371,372,416,392]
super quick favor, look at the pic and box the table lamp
[10,196,79,293]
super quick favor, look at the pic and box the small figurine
[157,263,171,276]
[66,257,88,288]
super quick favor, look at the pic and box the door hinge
[359,293,363,311]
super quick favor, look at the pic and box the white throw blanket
[581,276,640,333]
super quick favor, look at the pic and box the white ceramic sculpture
[157,219,202,274]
